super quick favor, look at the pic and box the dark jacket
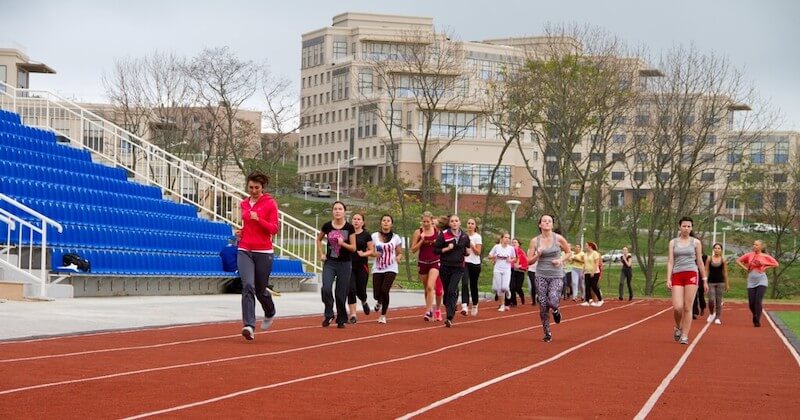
[433,228,470,268]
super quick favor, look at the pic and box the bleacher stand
[0,109,313,296]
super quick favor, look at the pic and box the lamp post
[506,200,521,240]
[336,156,357,201]
[453,164,476,215]
[712,217,718,246]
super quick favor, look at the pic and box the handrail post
[40,222,48,298]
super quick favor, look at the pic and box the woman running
[705,243,729,325]
[347,212,373,324]
[411,211,441,321]
[433,214,471,327]
[461,218,482,316]
[236,171,279,341]
[580,242,603,307]
[667,217,707,344]
[489,231,516,312]
[528,214,571,342]
[509,238,528,306]
[316,201,356,329]
[618,246,633,301]
[370,214,403,324]
[736,240,779,327]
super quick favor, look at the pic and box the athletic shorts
[418,260,440,275]
[671,271,698,287]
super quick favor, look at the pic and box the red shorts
[418,261,440,275]
[671,271,698,287]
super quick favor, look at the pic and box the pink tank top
[418,228,439,264]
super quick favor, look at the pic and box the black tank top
[708,257,725,284]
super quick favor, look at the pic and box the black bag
[62,253,91,272]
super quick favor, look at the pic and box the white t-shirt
[465,232,483,265]
[372,232,403,273]
[489,244,515,273]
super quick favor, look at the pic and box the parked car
[313,182,331,198]
[752,223,779,233]
[300,180,314,194]
[602,249,624,263]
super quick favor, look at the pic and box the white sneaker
[461,303,468,316]
[714,319,722,325]
[260,317,274,331]
[498,305,506,312]
[707,314,715,323]
[470,305,478,316]
[590,301,601,307]
[595,300,604,307]
[580,301,591,307]
[378,315,387,324]
[241,326,254,341]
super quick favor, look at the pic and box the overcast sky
[2,0,797,130]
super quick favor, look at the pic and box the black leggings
[584,273,602,302]
[693,282,707,316]
[527,271,537,303]
[373,272,397,316]
[348,262,369,305]
[619,268,633,299]
[506,270,526,305]
[748,285,767,325]
[461,262,481,306]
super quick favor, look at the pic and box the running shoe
[580,301,591,307]
[714,319,722,325]
[349,315,357,324]
[260,317,274,331]
[707,314,715,323]
[461,303,468,316]
[322,316,334,328]
[337,322,346,329]
[423,311,433,322]
[374,302,382,313]
[241,325,254,341]
[543,333,552,342]
[378,315,387,324]
[679,336,689,345]
[434,309,442,321]
[362,301,371,315]
[673,327,682,342]
[444,319,452,328]
[553,309,562,324]
[470,305,478,316]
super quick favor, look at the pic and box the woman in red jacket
[236,171,279,341]
[508,238,528,306]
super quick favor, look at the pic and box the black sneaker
[349,315,357,324]
[322,316,333,327]
[543,333,552,342]
[553,310,562,324]
[374,303,382,313]
[362,302,371,315]
[444,319,452,328]
[337,322,346,329]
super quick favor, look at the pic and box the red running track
[0,299,798,419]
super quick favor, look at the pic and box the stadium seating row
[0,132,88,160]
[0,120,56,143]
[0,109,22,124]
[0,143,127,179]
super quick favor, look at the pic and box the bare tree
[186,46,260,181]
[622,44,776,294]
[512,24,637,240]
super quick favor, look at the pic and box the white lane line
[632,320,713,420]
[0,312,430,364]
[120,302,644,419]
[0,302,628,397]
[764,309,800,367]
[398,306,671,420]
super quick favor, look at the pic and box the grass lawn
[774,312,800,338]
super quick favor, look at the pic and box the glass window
[333,42,347,59]
[441,163,511,194]
[700,172,715,181]
[0,65,6,92]
[774,141,789,164]
[751,141,765,164]
[611,171,625,181]
[612,134,625,144]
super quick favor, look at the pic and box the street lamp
[453,164,476,215]
[336,156,357,201]
[712,217,718,245]
[506,200,521,240]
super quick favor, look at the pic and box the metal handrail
[0,80,320,273]
[0,193,64,297]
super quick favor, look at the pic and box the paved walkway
[0,291,432,341]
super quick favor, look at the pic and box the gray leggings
[707,283,725,320]
[238,251,275,328]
